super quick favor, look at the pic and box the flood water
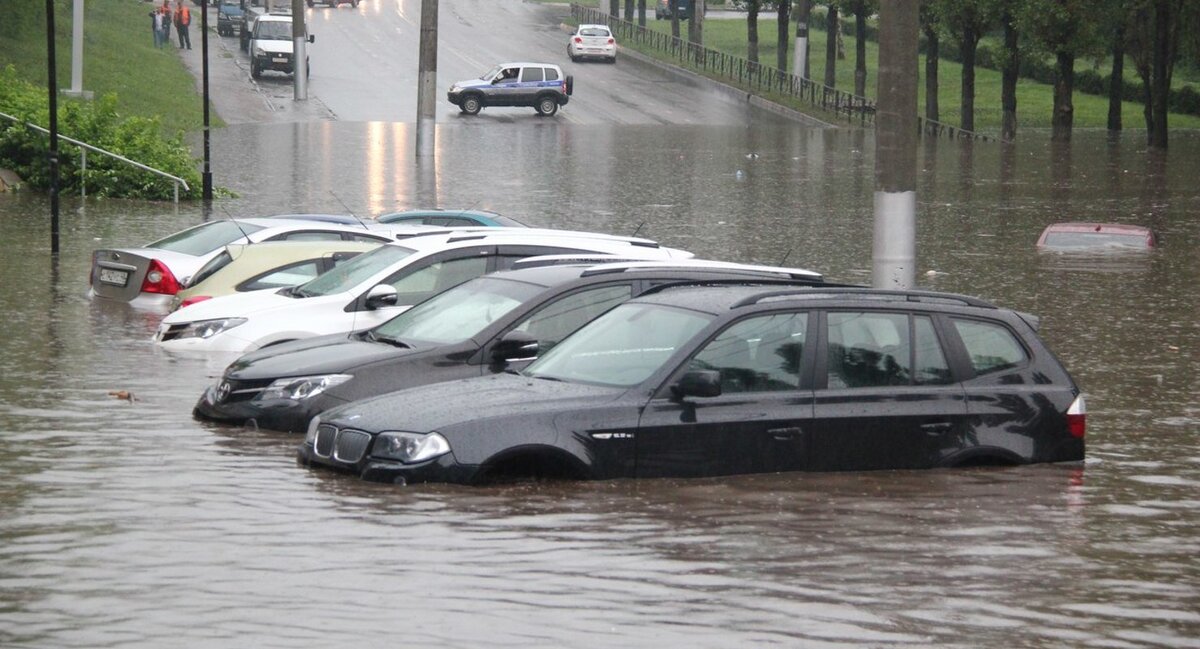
[1,123,1198,647]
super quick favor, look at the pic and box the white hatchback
[155,229,692,355]
[568,24,617,63]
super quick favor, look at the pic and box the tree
[625,0,634,21]
[919,1,940,121]
[824,3,839,87]
[777,0,791,71]
[748,0,761,63]
[688,0,703,44]
[852,1,872,97]
[796,0,813,78]
[1000,1,1019,140]
[639,0,646,27]
[933,0,998,133]
[1020,0,1099,142]
[670,0,681,38]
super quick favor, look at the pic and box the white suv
[155,229,691,354]
[249,13,313,80]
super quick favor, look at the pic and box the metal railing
[918,116,1004,143]
[0,111,190,202]
[572,5,875,125]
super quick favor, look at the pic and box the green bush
[0,66,200,200]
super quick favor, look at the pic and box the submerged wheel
[535,96,559,116]
[461,95,482,115]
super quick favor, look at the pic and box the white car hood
[163,286,321,324]
[255,40,294,55]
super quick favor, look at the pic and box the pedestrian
[174,0,192,50]
[159,0,172,47]
[149,8,162,47]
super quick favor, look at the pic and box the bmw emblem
[214,381,231,403]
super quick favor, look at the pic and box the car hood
[255,40,294,55]
[322,373,624,434]
[227,332,407,379]
[163,286,313,324]
[451,78,491,90]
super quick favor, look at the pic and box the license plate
[98,268,129,286]
[272,57,287,63]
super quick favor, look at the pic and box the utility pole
[45,0,60,254]
[292,0,307,100]
[872,0,918,290]
[415,0,438,158]
[201,0,213,202]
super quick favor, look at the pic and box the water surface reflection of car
[301,285,1085,486]
[195,259,824,432]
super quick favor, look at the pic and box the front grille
[222,377,273,404]
[315,424,337,457]
[333,430,371,463]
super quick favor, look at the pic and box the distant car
[655,0,691,20]
[300,285,1086,486]
[568,24,617,64]
[447,62,573,117]
[249,13,313,80]
[1036,223,1156,250]
[155,229,693,355]
[194,259,825,432]
[171,240,382,311]
[375,209,527,228]
[216,0,243,37]
[89,217,396,309]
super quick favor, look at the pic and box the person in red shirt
[174,1,192,50]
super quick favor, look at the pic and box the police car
[447,62,573,117]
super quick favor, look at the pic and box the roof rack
[730,287,999,309]
[578,259,823,281]
[511,254,644,269]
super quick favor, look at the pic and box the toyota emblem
[214,381,231,403]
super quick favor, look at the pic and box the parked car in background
[216,0,243,36]
[307,0,357,6]
[656,0,691,20]
[171,240,382,311]
[156,229,692,355]
[1036,223,1156,250]
[194,259,825,432]
[447,62,573,116]
[300,285,1085,486]
[568,24,617,63]
[248,13,312,80]
[89,217,396,310]
[375,209,527,228]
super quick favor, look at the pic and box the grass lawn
[641,16,1200,132]
[0,0,217,136]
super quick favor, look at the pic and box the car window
[241,260,322,291]
[346,233,389,243]
[526,303,714,388]
[186,250,233,288]
[386,255,490,305]
[255,20,290,40]
[148,221,267,256]
[1042,231,1147,248]
[372,276,543,346]
[543,67,559,82]
[580,28,610,37]
[274,231,347,242]
[952,318,1028,376]
[826,311,912,388]
[295,244,415,297]
[520,67,544,83]
[690,313,806,393]
[914,316,953,384]
[513,285,633,355]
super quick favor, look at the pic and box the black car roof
[482,263,833,293]
[631,284,1004,315]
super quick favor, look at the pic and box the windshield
[482,65,501,80]
[525,303,714,387]
[255,21,292,41]
[187,249,234,288]
[295,244,415,297]
[1043,232,1148,249]
[148,220,266,256]
[372,277,542,346]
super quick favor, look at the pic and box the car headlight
[253,47,266,57]
[255,374,353,401]
[305,416,321,444]
[174,317,247,340]
[372,431,450,464]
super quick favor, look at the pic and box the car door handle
[768,427,803,441]
[920,421,954,435]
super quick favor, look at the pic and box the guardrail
[918,116,1004,143]
[572,5,875,125]
[0,111,190,202]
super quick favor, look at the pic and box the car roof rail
[640,277,834,297]
[578,259,824,281]
[511,254,648,269]
[730,287,1000,309]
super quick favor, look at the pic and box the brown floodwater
[0,123,1197,647]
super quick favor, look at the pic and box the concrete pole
[794,0,809,80]
[69,0,83,95]
[872,0,918,290]
[292,0,307,100]
[46,0,60,254]
[415,0,439,158]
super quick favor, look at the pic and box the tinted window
[295,245,415,297]
[186,250,233,288]
[514,285,633,354]
[275,231,346,242]
[827,312,912,388]
[373,277,542,346]
[690,313,806,393]
[952,318,1028,376]
[1043,232,1148,249]
[526,303,714,387]
[543,67,559,81]
[914,316,953,384]
[521,67,544,83]
[387,255,490,304]
[241,260,322,291]
[580,28,610,37]
[148,221,267,256]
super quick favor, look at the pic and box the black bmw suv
[300,285,1086,485]
[195,260,825,433]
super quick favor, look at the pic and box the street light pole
[201,0,213,203]
[45,0,60,254]
[415,0,438,158]
[293,0,308,100]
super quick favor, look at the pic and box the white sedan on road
[568,24,617,64]
[155,229,692,355]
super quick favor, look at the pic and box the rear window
[952,318,1028,376]
[186,250,233,288]
[580,28,610,37]
[148,221,267,256]
[1042,232,1148,249]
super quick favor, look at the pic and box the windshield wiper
[528,374,564,382]
[289,285,311,298]
[365,330,410,348]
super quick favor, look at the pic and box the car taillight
[1067,395,1086,438]
[574,36,582,43]
[179,295,212,309]
[607,38,614,44]
[141,259,181,295]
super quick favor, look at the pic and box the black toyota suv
[196,260,826,433]
[300,285,1086,485]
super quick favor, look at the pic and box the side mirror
[364,284,398,310]
[308,34,315,43]
[671,370,721,400]
[491,330,538,363]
